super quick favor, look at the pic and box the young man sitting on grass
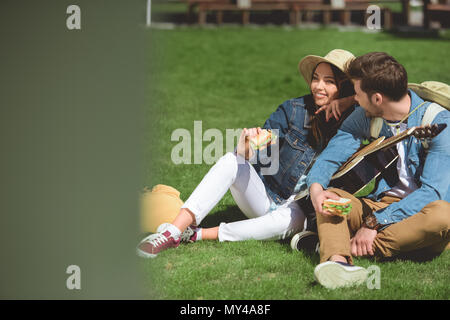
[306,52,450,289]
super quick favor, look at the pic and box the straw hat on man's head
[408,81,450,108]
[298,49,355,86]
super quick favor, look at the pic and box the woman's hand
[315,95,355,122]
[236,127,261,160]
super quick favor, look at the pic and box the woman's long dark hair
[305,63,355,150]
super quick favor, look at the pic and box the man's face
[354,80,383,118]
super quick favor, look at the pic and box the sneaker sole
[136,248,157,259]
[314,262,368,289]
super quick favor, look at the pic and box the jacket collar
[378,90,425,138]
[407,89,426,128]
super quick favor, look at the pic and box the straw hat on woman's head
[298,49,355,86]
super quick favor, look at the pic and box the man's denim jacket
[306,90,450,226]
[253,96,318,205]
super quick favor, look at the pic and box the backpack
[140,184,184,233]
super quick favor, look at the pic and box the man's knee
[422,200,450,231]
[424,200,450,211]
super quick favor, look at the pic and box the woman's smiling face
[310,62,339,107]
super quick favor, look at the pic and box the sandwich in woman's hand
[322,197,352,216]
[249,129,277,150]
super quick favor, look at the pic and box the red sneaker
[136,230,180,258]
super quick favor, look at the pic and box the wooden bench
[298,3,393,28]
[188,0,321,25]
[343,0,409,24]
[423,0,450,28]
[186,0,396,27]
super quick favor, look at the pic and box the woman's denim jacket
[306,90,450,227]
[253,96,318,205]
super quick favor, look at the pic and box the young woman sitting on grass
[137,49,356,258]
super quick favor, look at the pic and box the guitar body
[330,146,399,195]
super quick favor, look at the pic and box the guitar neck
[365,127,416,156]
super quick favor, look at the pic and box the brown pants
[317,188,450,264]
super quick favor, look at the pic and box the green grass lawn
[143,26,450,299]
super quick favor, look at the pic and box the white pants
[181,152,306,241]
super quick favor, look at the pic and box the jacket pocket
[284,129,307,151]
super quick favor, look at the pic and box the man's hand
[350,226,377,256]
[309,183,341,216]
[315,95,355,122]
[236,127,261,160]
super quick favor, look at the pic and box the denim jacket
[253,96,318,205]
[306,90,450,226]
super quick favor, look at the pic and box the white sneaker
[314,261,368,289]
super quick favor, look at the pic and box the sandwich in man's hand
[322,198,352,216]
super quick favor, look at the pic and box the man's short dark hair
[345,52,408,102]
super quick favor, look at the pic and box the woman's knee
[273,205,306,236]
[215,152,238,173]
[219,152,237,163]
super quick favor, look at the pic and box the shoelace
[150,234,168,247]
[315,243,320,254]
[180,227,195,242]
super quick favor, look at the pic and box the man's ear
[371,93,383,106]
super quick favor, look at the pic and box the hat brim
[298,55,346,87]
[408,83,450,108]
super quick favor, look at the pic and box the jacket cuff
[306,176,329,192]
[373,209,395,226]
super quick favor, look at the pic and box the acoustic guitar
[329,123,446,195]
[294,123,447,201]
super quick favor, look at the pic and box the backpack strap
[421,102,445,126]
[421,102,446,149]
[369,101,430,140]
[370,117,383,140]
